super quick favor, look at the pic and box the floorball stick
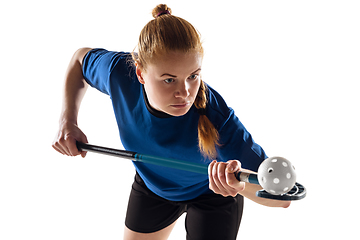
[76,142,306,201]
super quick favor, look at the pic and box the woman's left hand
[208,160,245,197]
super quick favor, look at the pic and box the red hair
[132,4,220,159]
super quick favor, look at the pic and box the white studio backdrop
[1,0,359,239]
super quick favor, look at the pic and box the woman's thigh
[125,173,186,234]
[185,194,244,240]
[123,221,177,240]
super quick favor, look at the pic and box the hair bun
[152,4,172,18]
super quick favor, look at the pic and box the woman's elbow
[281,201,291,208]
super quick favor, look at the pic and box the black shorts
[125,172,244,240]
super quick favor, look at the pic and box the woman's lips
[171,103,190,108]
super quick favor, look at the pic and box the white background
[1,0,359,239]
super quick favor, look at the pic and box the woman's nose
[174,82,190,98]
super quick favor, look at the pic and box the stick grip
[76,142,136,160]
[235,172,259,185]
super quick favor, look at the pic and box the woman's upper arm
[76,47,93,65]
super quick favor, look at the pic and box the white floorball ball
[257,157,296,195]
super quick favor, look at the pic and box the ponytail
[194,81,220,159]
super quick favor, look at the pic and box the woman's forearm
[240,183,291,208]
[53,48,92,157]
[60,48,92,125]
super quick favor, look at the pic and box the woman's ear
[135,62,145,84]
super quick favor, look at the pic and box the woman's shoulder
[206,84,233,122]
[84,48,134,72]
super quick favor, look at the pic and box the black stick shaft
[76,142,136,160]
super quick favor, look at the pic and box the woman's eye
[164,78,174,84]
[188,74,198,80]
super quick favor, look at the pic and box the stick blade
[256,182,307,201]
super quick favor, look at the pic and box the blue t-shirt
[82,48,267,201]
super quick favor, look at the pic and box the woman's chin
[166,105,192,117]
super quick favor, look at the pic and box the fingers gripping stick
[77,142,306,201]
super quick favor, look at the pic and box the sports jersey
[82,48,267,201]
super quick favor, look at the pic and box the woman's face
[136,51,202,117]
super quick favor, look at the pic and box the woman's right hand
[52,121,88,158]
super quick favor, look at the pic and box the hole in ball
[271,159,278,163]
[268,168,274,173]
[286,173,291,179]
[273,178,280,184]
[282,162,288,167]
[261,177,267,183]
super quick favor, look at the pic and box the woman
[52,4,290,240]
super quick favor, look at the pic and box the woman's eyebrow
[191,68,201,74]
[160,73,177,77]
[160,68,201,78]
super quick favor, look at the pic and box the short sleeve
[217,109,267,172]
[206,85,267,172]
[82,48,122,95]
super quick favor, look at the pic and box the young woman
[52,4,290,240]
